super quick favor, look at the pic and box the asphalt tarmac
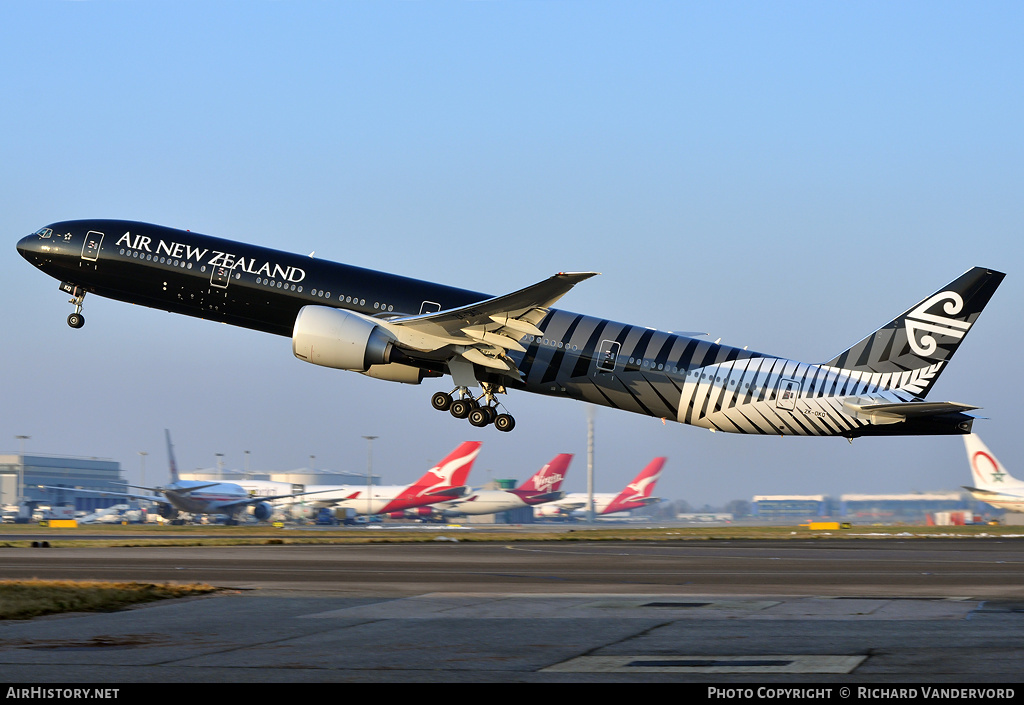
[1,538,1023,684]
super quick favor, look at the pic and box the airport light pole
[586,414,595,523]
[363,435,378,518]
[138,451,148,496]
[215,453,224,482]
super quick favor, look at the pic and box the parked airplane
[18,221,1003,435]
[962,435,1024,513]
[43,431,337,524]
[418,453,573,519]
[240,440,482,517]
[535,457,666,519]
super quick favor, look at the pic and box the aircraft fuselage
[18,220,1002,437]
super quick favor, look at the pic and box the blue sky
[3,2,1022,506]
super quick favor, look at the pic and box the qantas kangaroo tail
[964,434,1024,491]
[517,454,572,495]
[602,457,666,515]
[823,267,1004,399]
[407,441,482,497]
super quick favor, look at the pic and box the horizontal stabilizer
[842,399,979,425]
[523,490,565,503]
[424,485,468,498]
[962,486,1024,499]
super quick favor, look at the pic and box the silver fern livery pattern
[509,267,1001,437]
[17,221,1002,437]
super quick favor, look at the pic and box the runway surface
[2,538,1023,683]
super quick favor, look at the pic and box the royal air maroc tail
[962,435,1024,513]
[17,221,1003,436]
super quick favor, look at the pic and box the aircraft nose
[17,233,39,260]
[17,230,53,265]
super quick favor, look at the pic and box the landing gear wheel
[67,313,85,329]
[450,399,472,419]
[468,408,493,427]
[494,414,516,432]
[431,392,453,411]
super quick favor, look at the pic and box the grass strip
[0,580,219,620]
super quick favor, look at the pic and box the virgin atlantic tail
[516,453,572,500]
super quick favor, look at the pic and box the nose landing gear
[64,285,86,328]
[431,383,516,432]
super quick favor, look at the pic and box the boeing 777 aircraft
[44,431,337,524]
[18,220,1003,435]
[962,435,1024,513]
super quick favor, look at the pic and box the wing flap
[379,271,598,379]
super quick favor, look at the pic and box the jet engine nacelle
[252,501,274,522]
[287,504,316,520]
[361,363,425,385]
[158,503,178,520]
[292,305,395,372]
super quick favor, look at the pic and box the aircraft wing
[842,400,980,425]
[380,272,600,375]
[39,485,168,506]
[219,487,353,511]
[556,500,587,511]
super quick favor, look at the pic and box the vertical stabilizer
[518,454,572,494]
[603,457,666,515]
[407,441,482,496]
[964,434,1024,490]
[824,267,1004,397]
[165,429,180,484]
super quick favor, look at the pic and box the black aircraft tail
[823,267,1004,398]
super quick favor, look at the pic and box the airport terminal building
[0,453,125,511]
[751,492,970,522]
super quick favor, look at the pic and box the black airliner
[18,220,1003,436]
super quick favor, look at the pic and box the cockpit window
[34,228,52,238]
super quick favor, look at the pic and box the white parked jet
[535,457,666,519]
[962,435,1024,513]
[44,431,336,524]
[424,453,573,519]
[240,441,482,517]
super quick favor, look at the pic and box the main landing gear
[430,384,516,432]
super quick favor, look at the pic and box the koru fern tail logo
[905,291,971,357]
